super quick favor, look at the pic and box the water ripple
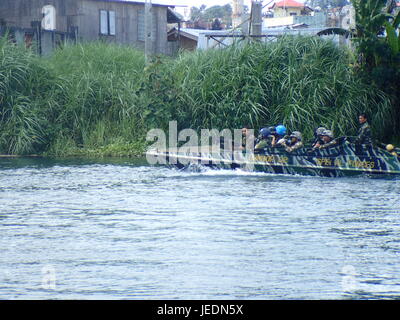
[1,158,400,299]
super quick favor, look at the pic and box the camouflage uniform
[319,139,337,149]
[355,122,372,145]
[277,138,303,152]
[285,141,303,152]
[255,139,269,150]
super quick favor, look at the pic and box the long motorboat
[146,137,400,177]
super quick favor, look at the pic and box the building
[339,4,355,30]
[167,27,200,52]
[264,0,326,29]
[0,0,181,55]
[270,0,313,18]
[232,0,244,28]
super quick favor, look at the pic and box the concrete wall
[340,5,355,30]
[0,0,77,31]
[0,0,169,55]
[77,1,139,46]
[264,12,326,28]
[264,16,294,28]
[274,7,302,18]
[295,12,326,28]
[77,1,168,54]
[0,25,76,56]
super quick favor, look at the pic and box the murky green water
[1,157,399,299]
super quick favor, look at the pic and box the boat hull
[147,139,400,178]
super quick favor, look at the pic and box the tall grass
[0,36,395,155]
[0,36,53,154]
[47,42,147,147]
[171,36,393,140]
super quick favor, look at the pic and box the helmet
[386,144,395,152]
[268,126,277,133]
[276,125,287,136]
[259,128,271,139]
[290,131,302,141]
[315,127,326,136]
[321,129,333,138]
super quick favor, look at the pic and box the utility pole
[144,0,152,65]
[250,1,263,38]
[232,0,244,29]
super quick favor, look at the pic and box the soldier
[355,113,372,145]
[317,129,337,149]
[311,127,326,149]
[271,125,287,147]
[277,131,303,152]
[254,127,272,150]
[239,126,256,150]
[240,126,249,150]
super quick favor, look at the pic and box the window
[290,12,297,16]
[109,11,116,35]
[100,10,108,34]
[100,10,116,35]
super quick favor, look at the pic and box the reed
[171,36,393,140]
[0,37,53,154]
[47,42,147,144]
[0,36,395,156]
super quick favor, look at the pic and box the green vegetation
[0,36,51,155]
[190,4,236,28]
[305,0,350,9]
[0,35,397,156]
[1,41,150,156]
[172,37,393,140]
[319,0,400,133]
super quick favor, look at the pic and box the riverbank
[0,36,398,157]
[44,139,147,158]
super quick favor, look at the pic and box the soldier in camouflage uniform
[255,127,273,150]
[277,131,303,152]
[317,129,337,149]
[311,127,326,149]
[355,113,372,145]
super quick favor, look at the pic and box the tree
[190,6,204,22]
[318,0,400,137]
[318,0,398,69]
[189,4,233,28]
[211,18,222,30]
[352,0,393,68]
[305,0,350,9]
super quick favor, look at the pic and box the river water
[0,157,399,300]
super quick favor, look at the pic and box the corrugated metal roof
[179,28,202,37]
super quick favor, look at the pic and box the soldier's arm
[319,140,337,149]
[286,142,303,152]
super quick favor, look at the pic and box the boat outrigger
[147,137,400,178]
